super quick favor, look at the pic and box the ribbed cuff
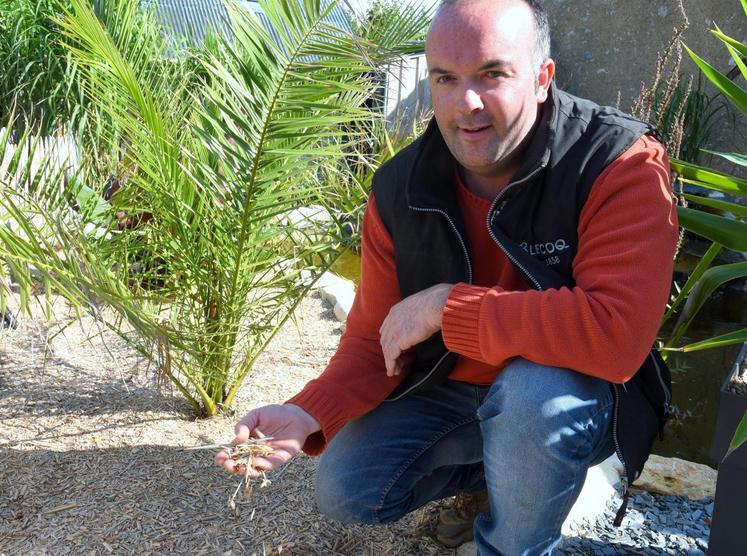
[442,282,489,361]
[285,385,349,456]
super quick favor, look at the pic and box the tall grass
[0,0,84,137]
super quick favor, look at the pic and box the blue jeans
[314,358,616,556]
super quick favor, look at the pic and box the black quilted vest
[373,83,672,517]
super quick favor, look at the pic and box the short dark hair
[436,0,551,74]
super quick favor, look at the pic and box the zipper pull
[613,479,630,527]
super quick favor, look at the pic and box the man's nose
[460,88,484,113]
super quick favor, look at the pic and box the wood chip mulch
[0,292,453,556]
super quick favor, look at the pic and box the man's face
[426,0,554,185]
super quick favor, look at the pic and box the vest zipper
[408,206,473,284]
[611,383,631,526]
[385,351,451,402]
[614,353,670,519]
[649,351,671,412]
[485,166,546,291]
[486,227,543,291]
[384,206,474,402]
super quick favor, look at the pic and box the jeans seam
[371,414,479,523]
[547,462,586,540]
[585,395,614,438]
[555,384,613,435]
[585,396,614,425]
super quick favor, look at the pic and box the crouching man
[216,1,678,554]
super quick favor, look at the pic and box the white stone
[561,453,624,535]
[316,271,355,322]
[456,540,476,556]
[632,454,716,499]
[281,205,331,228]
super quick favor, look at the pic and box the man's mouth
[460,125,491,134]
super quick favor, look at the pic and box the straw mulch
[0,292,453,556]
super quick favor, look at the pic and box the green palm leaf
[701,149,747,169]
[681,192,747,218]
[1,0,425,416]
[670,158,747,196]
[730,411,747,454]
[674,328,747,353]
[677,206,747,250]
[661,242,721,329]
[664,263,747,350]
[712,28,747,82]
[683,42,747,116]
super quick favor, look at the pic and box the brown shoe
[435,491,490,547]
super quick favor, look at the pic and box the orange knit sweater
[287,135,679,455]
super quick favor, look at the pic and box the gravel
[559,491,713,555]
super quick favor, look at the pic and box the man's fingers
[234,412,260,443]
[215,453,279,477]
[382,334,403,376]
[219,456,239,475]
[227,451,290,478]
[384,349,397,376]
[215,448,242,475]
[249,455,283,471]
[391,358,403,376]
[385,357,398,376]
[214,450,230,467]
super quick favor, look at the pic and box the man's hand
[214,403,320,477]
[379,283,453,377]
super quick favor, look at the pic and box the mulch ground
[0,292,452,555]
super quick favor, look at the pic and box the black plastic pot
[710,343,747,463]
[707,342,747,556]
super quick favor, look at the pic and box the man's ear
[536,58,555,102]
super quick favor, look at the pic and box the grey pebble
[558,491,713,555]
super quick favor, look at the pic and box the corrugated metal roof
[143,0,230,44]
[143,0,352,47]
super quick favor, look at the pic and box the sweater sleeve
[441,135,678,383]
[285,194,404,455]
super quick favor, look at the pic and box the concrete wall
[384,1,747,153]
[548,0,745,106]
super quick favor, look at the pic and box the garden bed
[0,292,449,555]
[0,291,713,555]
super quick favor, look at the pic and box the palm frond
[1,0,427,416]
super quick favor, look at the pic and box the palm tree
[0,0,431,416]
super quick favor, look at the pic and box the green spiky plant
[352,0,432,58]
[660,0,747,452]
[0,0,83,137]
[0,0,430,417]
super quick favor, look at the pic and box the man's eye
[485,71,504,79]
[435,75,454,84]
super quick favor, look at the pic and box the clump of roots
[229,440,275,469]
[226,439,275,510]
